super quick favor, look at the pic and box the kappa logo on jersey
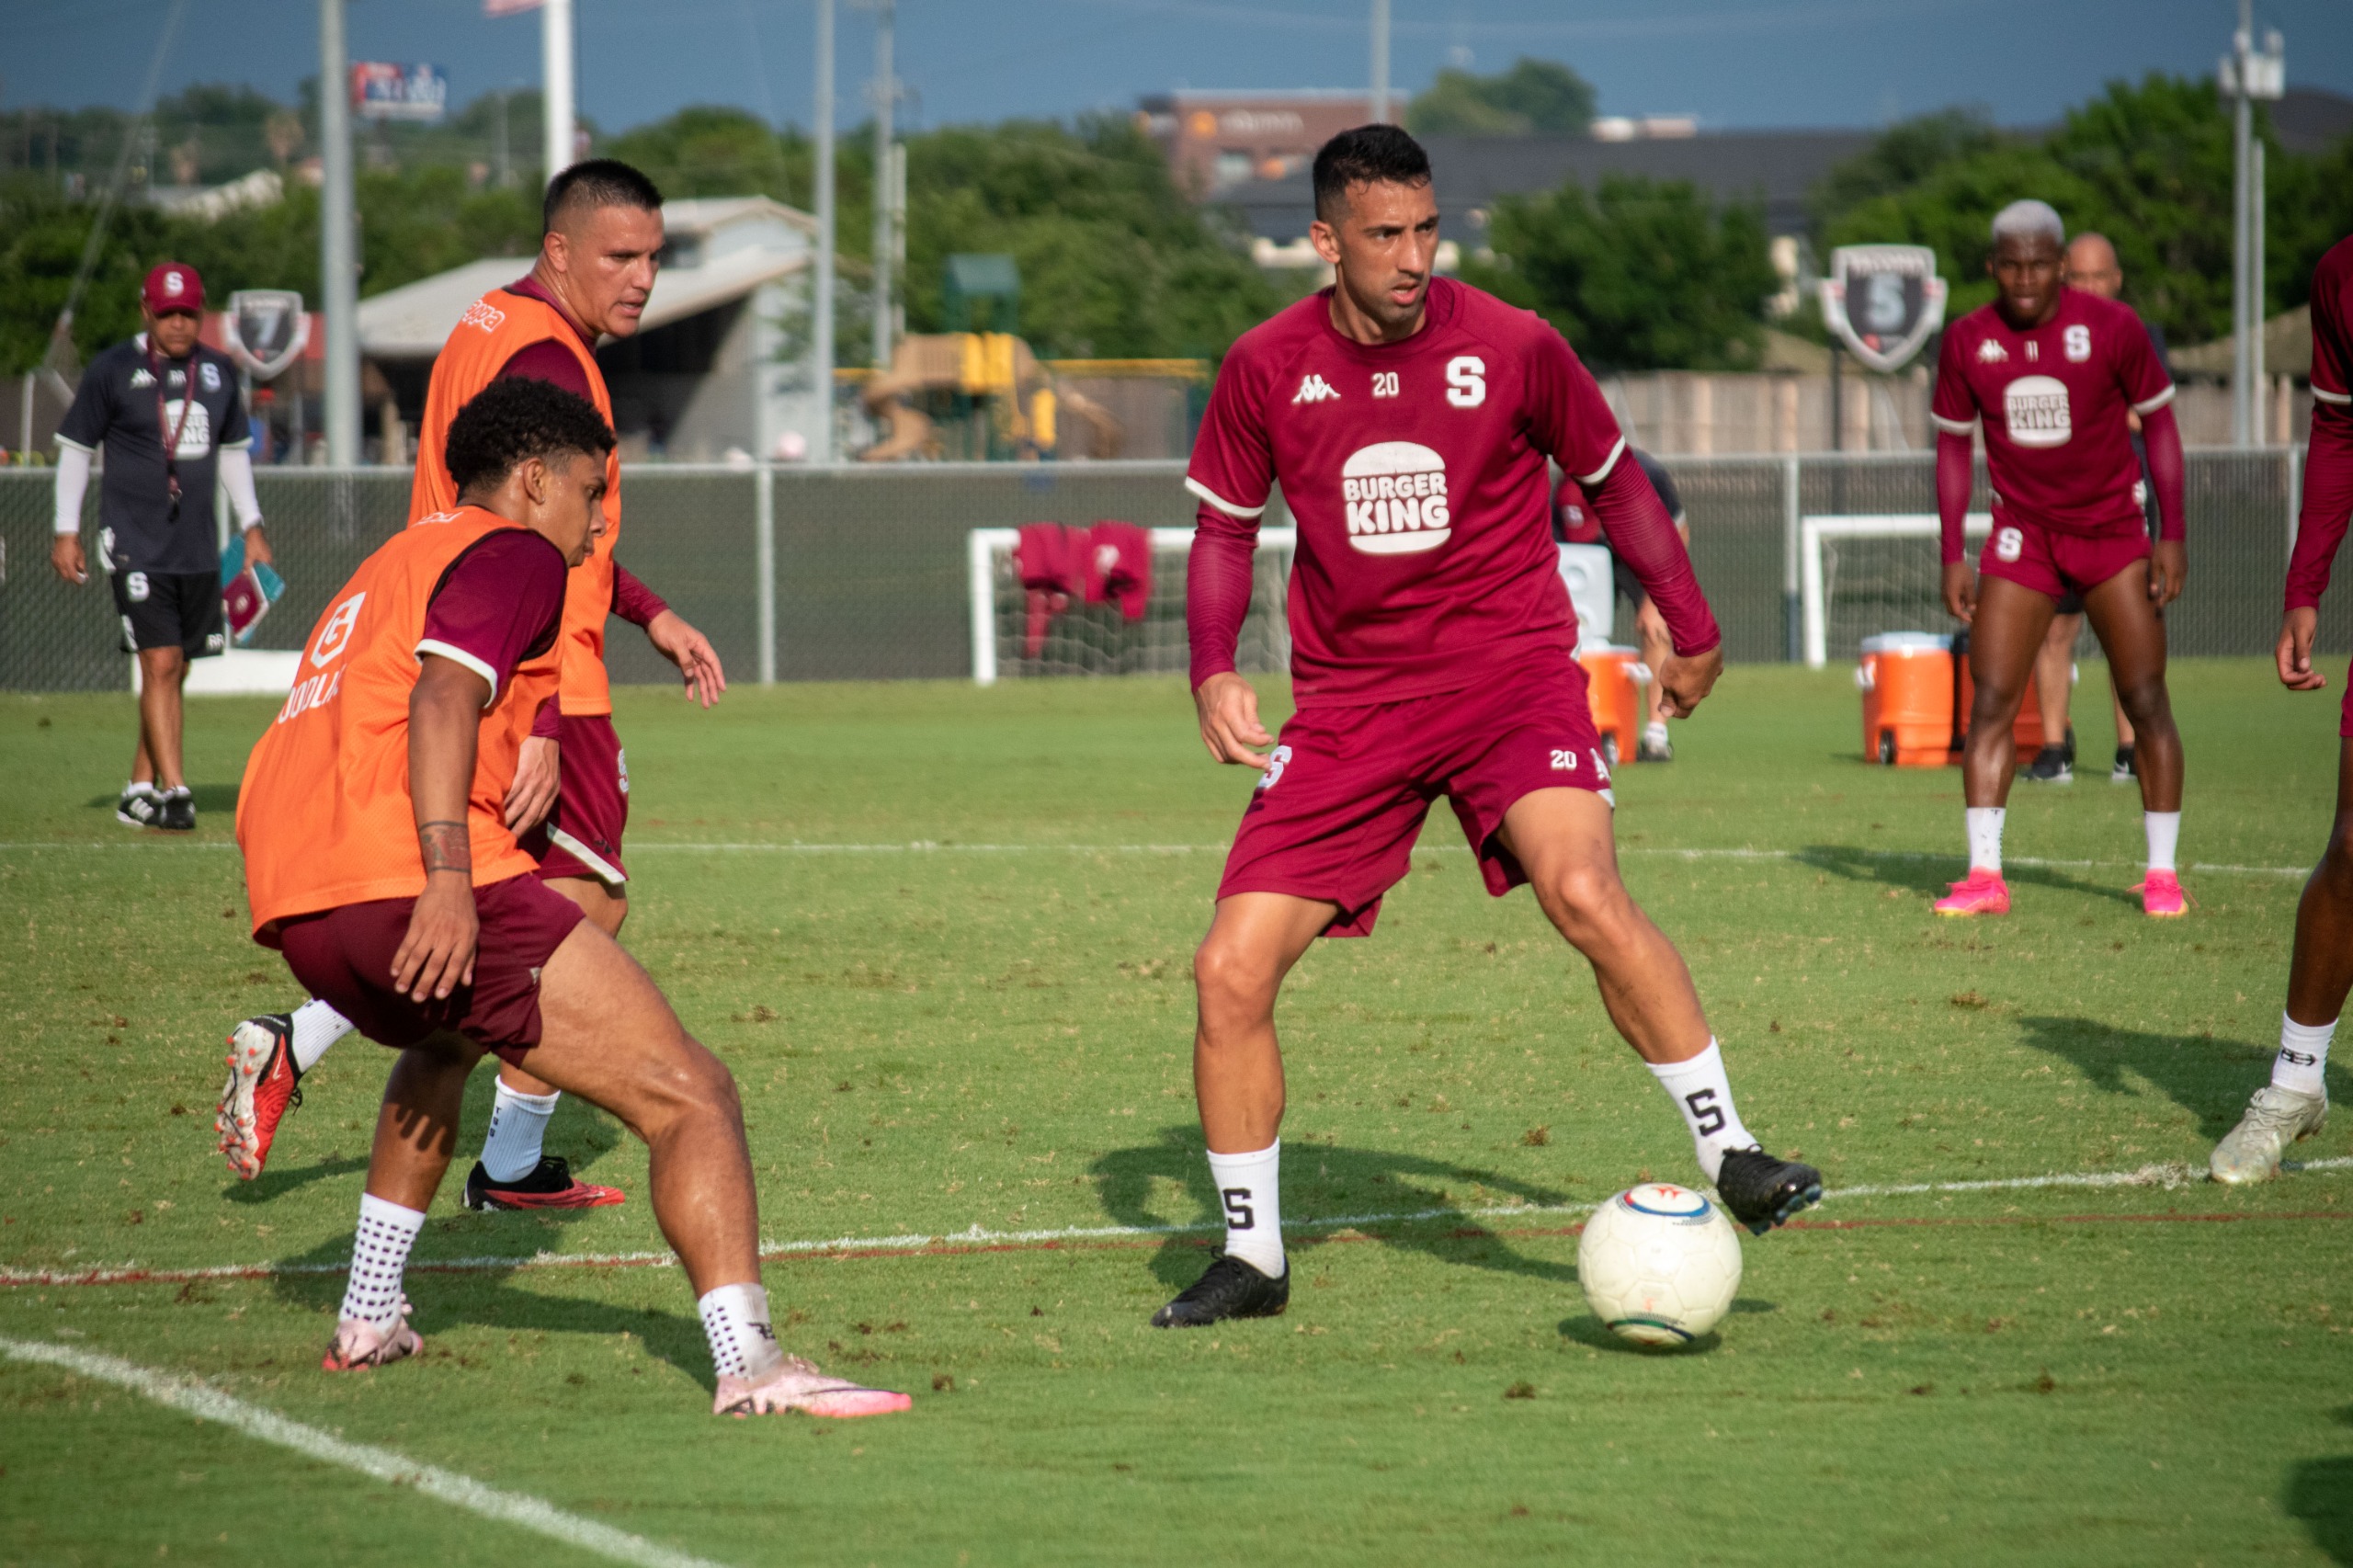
[131,368,155,389]
[2002,375,2072,448]
[1292,373,1341,404]
[1341,441,1451,556]
[1975,339,2009,364]
[459,299,508,335]
[1256,744,1293,791]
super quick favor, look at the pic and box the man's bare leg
[2031,611,2079,773]
[1636,598,1677,758]
[1936,575,2053,911]
[133,647,188,790]
[1498,787,1822,1229]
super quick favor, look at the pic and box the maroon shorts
[275,874,585,1066]
[1977,515,2151,602]
[1218,652,1612,937]
[528,712,630,886]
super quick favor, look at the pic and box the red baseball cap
[142,262,204,315]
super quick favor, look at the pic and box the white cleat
[712,1355,912,1419]
[2210,1085,2329,1186]
[322,1315,422,1371]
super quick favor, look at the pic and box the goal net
[969,527,1297,684]
[1802,513,1989,667]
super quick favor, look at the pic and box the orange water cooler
[1857,633,1956,767]
[1952,628,2052,757]
[1578,643,1646,765]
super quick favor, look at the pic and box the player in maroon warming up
[2211,234,2353,1183]
[1930,200,2188,919]
[1154,126,1820,1328]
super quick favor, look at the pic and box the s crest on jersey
[1975,339,2008,364]
[1292,373,1340,404]
[2002,376,2071,448]
[1341,441,1451,555]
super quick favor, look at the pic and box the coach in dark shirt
[50,262,270,832]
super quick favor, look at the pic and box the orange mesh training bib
[236,506,562,937]
[410,287,620,717]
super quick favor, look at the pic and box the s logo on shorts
[1994,527,2024,563]
[1256,744,1293,791]
[616,747,631,796]
[126,571,150,602]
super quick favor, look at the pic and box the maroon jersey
[1931,288,2174,539]
[2286,236,2353,611]
[1188,278,1710,707]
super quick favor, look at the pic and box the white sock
[339,1193,425,1331]
[698,1281,786,1382]
[1643,721,1669,743]
[479,1078,560,1183]
[1966,806,2006,874]
[1647,1040,1758,1184]
[290,999,356,1074]
[2144,811,2181,874]
[2274,1014,2335,1097]
[1206,1140,1285,1278]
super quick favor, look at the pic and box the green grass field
[3,661,2351,1567]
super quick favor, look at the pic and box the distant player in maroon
[2211,233,2353,1183]
[1154,125,1821,1330]
[1928,199,2187,919]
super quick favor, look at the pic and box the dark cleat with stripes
[1714,1148,1824,1234]
[1151,1254,1290,1328]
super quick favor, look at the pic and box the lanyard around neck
[148,343,198,521]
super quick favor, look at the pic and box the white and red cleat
[322,1314,421,1372]
[2134,869,2188,917]
[1934,869,2010,916]
[712,1355,913,1419]
[218,1014,302,1180]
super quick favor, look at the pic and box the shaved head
[2064,233,2123,300]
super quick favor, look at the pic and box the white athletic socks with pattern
[290,998,356,1074]
[1966,807,2006,875]
[2144,812,2181,874]
[1206,1141,1286,1278]
[340,1193,425,1331]
[480,1078,561,1183]
[1647,1040,1757,1184]
[697,1281,786,1383]
[2275,1015,2335,1097]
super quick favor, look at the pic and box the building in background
[1137,90,1376,195]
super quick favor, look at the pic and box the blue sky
[10,0,2351,135]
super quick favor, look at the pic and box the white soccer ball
[1577,1183,1745,1347]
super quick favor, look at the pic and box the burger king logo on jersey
[1341,441,1451,555]
[2002,375,2072,448]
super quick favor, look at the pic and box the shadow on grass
[222,1154,369,1205]
[1090,1125,1580,1290]
[2010,1014,2299,1142]
[1794,844,2139,910]
[2287,1407,2353,1564]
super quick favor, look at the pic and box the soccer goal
[1801,513,1991,668]
[968,528,1297,685]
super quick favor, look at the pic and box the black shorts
[1611,558,1647,612]
[111,569,224,660]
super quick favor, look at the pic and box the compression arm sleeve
[1937,430,1975,565]
[217,445,265,532]
[612,563,670,628]
[52,444,92,535]
[1590,456,1721,656]
[2287,400,2353,610]
[2140,403,2185,545]
[1187,502,1259,688]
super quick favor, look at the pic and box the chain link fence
[0,449,2324,692]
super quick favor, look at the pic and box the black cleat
[1150,1253,1290,1327]
[158,787,196,832]
[2022,744,2073,785]
[461,1155,625,1210]
[2111,744,2136,784]
[117,785,163,829]
[1714,1148,1824,1235]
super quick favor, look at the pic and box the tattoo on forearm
[418,820,472,875]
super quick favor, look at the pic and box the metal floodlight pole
[2230,14,2252,446]
[870,0,896,370]
[813,0,836,462]
[318,0,360,465]
[2223,5,2285,449]
[1370,0,1391,123]
[543,0,575,178]
[2252,134,2267,441]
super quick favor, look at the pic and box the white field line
[0,1335,731,1568]
[0,840,2318,876]
[10,1155,2351,1290]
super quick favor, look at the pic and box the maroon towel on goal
[1016,522,1085,659]
[1085,521,1153,622]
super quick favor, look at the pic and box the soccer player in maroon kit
[2211,233,2353,1183]
[1928,200,2188,919]
[1155,126,1821,1328]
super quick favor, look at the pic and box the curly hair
[444,377,615,496]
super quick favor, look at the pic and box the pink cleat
[1935,869,2010,916]
[713,1355,913,1419]
[2133,869,2188,917]
[323,1314,421,1371]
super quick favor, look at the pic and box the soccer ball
[1577,1183,1744,1346]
